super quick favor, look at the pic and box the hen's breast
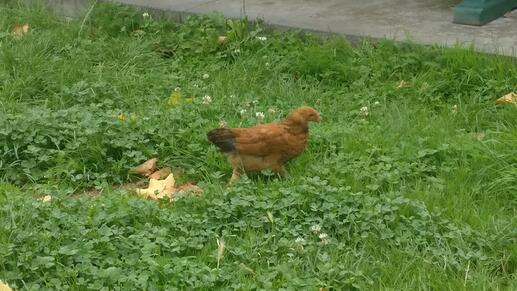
[280,131,308,162]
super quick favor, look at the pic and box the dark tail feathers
[207,128,236,152]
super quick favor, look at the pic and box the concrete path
[59,0,517,56]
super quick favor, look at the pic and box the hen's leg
[273,165,287,178]
[229,168,241,183]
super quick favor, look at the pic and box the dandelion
[219,120,227,128]
[311,224,321,234]
[202,95,212,105]
[202,73,210,79]
[239,109,247,116]
[255,112,265,120]
[359,106,369,116]
[256,36,267,41]
[142,12,150,18]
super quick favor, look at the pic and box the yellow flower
[117,113,126,121]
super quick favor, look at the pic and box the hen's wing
[207,124,295,157]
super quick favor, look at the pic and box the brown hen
[207,106,320,182]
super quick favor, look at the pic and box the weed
[0,2,516,290]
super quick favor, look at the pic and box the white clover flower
[374,101,380,105]
[255,112,265,120]
[174,87,181,92]
[256,36,267,41]
[234,49,241,54]
[265,62,270,67]
[311,224,321,233]
[202,95,212,105]
[359,106,369,116]
[202,73,210,79]
[295,237,306,245]
[142,12,150,18]
[452,104,458,114]
[239,109,247,116]
[319,233,330,245]
[219,120,227,128]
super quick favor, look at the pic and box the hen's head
[288,106,320,123]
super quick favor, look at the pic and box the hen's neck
[281,118,308,134]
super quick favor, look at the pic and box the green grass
[1,1,516,290]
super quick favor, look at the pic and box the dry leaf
[13,23,29,36]
[135,173,175,200]
[37,195,52,203]
[467,132,485,141]
[496,92,517,104]
[130,158,158,177]
[217,36,228,44]
[155,47,175,58]
[396,80,410,89]
[175,182,203,194]
[266,211,274,224]
[0,280,13,291]
[148,167,172,180]
[239,263,255,274]
[171,167,185,178]
[167,92,182,106]
[216,237,225,268]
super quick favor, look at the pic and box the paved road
[52,0,517,56]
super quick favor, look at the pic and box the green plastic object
[453,0,517,25]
